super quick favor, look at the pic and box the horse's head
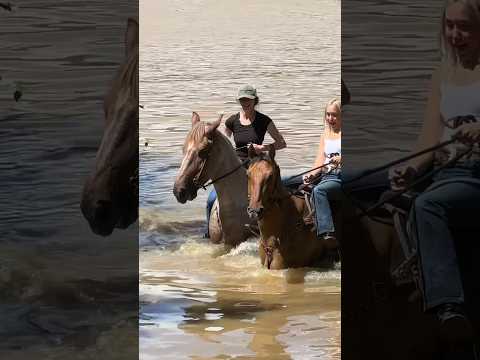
[173,112,223,203]
[246,145,280,220]
[81,18,139,236]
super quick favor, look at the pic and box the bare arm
[302,136,326,184]
[311,135,326,176]
[262,121,287,151]
[390,67,444,190]
[409,67,444,173]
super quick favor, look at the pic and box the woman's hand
[330,155,341,165]
[388,165,418,191]
[303,173,315,184]
[250,143,264,155]
[454,121,480,145]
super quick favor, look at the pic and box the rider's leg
[281,174,303,191]
[205,188,217,238]
[341,169,390,205]
[411,180,480,316]
[312,177,343,237]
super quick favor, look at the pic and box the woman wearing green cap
[205,84,287,237]
[223,84,286,161]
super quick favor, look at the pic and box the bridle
[192,144,210,189]
[191,139,248,190]
[247,159,289,218]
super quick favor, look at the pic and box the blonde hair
[323,98,342,133]
[440,0,480,64]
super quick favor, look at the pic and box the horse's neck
[210,138,248,210]
[259,185,297,239]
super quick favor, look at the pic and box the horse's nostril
[177,188,185,197]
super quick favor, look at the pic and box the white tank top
[436,80,480,165]
[324,137,341,164]
[323,137,341,174]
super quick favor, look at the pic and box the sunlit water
[140,0,341,358]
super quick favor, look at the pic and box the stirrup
[303,193,316,227]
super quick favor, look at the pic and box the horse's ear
[248,144,256,159]
[191,112,201,126]
[205,113,223,138]
[268,145,276,161]
[125,18,138,58]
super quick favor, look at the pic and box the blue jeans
[410,171,480,311]
[312,174,343,236]
[340,169,390,206]
[205,189,217,237]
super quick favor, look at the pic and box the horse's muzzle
[247,206,264,220]
[173,181,198,204]
[81,198,117,236]
[173,185,188,204]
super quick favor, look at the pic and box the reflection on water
[140,241,340,360]
[140,0,340,358]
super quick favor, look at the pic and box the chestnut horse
[81,18,139,236]
[246,147,326,269]
[173,113,255,248]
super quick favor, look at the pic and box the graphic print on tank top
[324,137,341,174]
[435,81,480,166]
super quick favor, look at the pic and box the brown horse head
[81,18,139,236]
[246,145,280,220]
[173,112,223,203]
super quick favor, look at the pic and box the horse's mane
[249,153,273,166]
[109,46,139,102]
[249,153,286,195]
[184,121,234,153]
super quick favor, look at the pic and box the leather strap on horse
[192,135,249,190]
[341,145,474,225]
[343,139,456,185]
[364,146,473,216]
[198,159,250,190]
[286,161,335,182]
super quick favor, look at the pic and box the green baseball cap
[237,84,257,100]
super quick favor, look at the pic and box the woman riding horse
[303,98,342,248]
[205,85,287,237]
[389,0,480,342]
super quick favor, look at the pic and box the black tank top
[225,111,272,161]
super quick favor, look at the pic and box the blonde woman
[303,98,342,245]
[390,0,480,338]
